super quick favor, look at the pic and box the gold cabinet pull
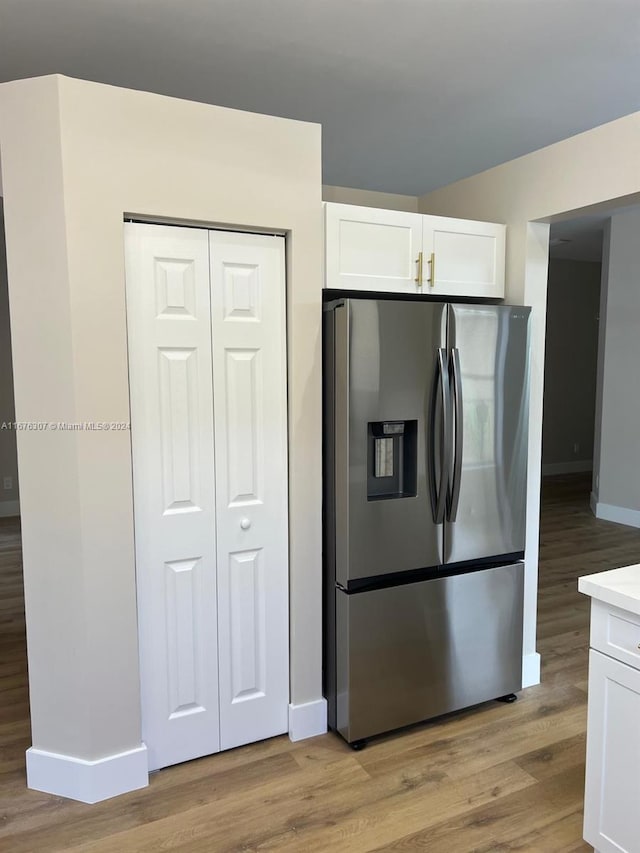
[415,251,423,286]
[428,252,436,287]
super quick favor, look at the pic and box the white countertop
[578,564,640,617]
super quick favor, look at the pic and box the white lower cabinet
[125,223,289,771]
[584,601,640,852]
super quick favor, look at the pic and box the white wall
[322,184,419,212]
[542,259,601,475]
[0,206,19,515]
[0,75,323,796]
[592,208,640,527]
[420,110,640,686]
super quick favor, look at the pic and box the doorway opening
[536,199,640,691]
[0,202,20,517]
[541,213,603,506]
[0,200,27,787]
[540,199,640,531]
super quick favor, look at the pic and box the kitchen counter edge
[578,563,640,616]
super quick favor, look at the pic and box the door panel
[325,204,423,293]
[210,230,289,750]
[336,563,524,743]
[165,557,208,714]
[224,349,261,504]
[584,649,640,852]
[445,304,530,564]
[423,216,505,299]
[227,549,266,702]
[336,299,446,584]
[158,347,202,510]
[125,224,220,771]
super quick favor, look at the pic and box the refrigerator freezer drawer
[334,562,524,743]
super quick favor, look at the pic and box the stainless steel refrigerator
[323,297,530,746]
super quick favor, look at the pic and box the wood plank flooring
[2,473,640,851]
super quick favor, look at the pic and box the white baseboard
[0,500,20,518]
[541,460,592,477]
[26,744,148,803]
[522,652,541,688]
[288,698,328,742]
[594,501,640,529]
[590,491,598,516]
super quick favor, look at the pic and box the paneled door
[209,230,289,750]
[125,224,218,772]
[125,223,289,771]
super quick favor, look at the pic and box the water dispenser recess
[367,420,417,501]
[374,438,394,478]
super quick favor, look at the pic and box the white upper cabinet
[324,203,505,299]
[324,203,423,294]
[423,215,505,299]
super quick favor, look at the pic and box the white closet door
[125,223,220,771]
[209,230,289,750]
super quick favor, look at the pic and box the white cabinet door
[125,224,220,771]
[324,202,506,298]
[209,230,289,750]
[325,203,423,293]
[125,223,289,770]
[584,649,640,853]
[422,215,505,299]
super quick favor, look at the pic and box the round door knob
[240,518,251,530]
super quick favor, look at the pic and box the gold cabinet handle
[415,252,423,286]
[428,252,436,287]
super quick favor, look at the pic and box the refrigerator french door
[324,297,530,744]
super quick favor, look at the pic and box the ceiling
[549,216,605,262]
[1,0,639,196]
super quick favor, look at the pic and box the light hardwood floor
[2,473,640,851]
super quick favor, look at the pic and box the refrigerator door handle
[448,346,463,521]
[428,347,450,524]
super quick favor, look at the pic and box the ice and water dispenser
[367,420,417,501]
